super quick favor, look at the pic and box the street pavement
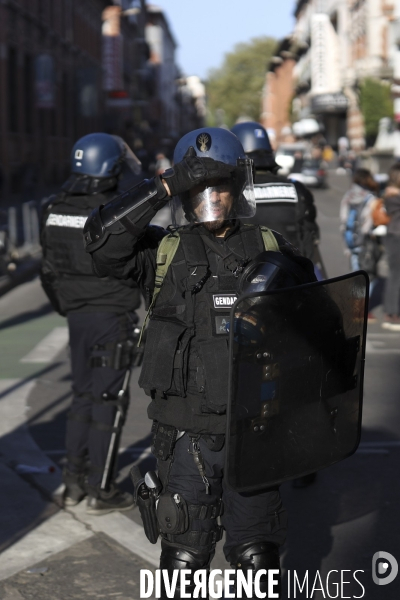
[0,171,399,599]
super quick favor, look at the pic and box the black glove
[162,146,235,196]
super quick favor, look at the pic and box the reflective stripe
[46,213,87,228]
[254,183,298,203]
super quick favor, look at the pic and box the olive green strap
[260,226,280,252]
[138,233,181,345]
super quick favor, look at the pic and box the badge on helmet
[196,132,212,153]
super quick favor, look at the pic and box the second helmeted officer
[40,133,142,514]
[231,121,326,277]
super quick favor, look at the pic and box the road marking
[359,441,400,448]
[365,340,400,355]
[368,333,400,338]
[356,448,389,455]
[20,327,69,363]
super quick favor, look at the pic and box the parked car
[275,143,309,176]
[289,159,328,188]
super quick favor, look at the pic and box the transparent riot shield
[225,272,368,493]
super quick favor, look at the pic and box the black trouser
[383,233,400,316]
[158,433,287,560]
[66,311,135,488]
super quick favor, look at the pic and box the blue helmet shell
[173,127,246,166]
[71,133,124,178]
[231,121,273,154]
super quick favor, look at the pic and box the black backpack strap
[179,231,210,293]
[240,225,265,259]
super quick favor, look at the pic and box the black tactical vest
[43,193,97,277]
[41,192,141,314]
[248,173,301,248]
[138,224,268,415]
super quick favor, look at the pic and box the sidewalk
[0,377,158,600]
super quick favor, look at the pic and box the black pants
[383,234,400,316]
[159,433,287,560]
[66,311,135,487]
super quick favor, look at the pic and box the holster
[136,489,159,544]
[130,466,160,544]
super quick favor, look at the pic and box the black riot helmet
[233,251,314,345]
[170,127,256,226]
[238,251,312,297]
[62,133,141,195]
[231,121,279,172]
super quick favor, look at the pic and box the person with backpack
[340,168,379,272]
[381,163,400,330]
[84,127,316,598]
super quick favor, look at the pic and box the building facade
[0,0,110,196]
[264,0,400,150]
[0,0,205,198]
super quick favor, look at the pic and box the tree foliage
[206,37,276,128]
[359,78,394,138]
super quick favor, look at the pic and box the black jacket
[40,190,141,315]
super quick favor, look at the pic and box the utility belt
[89,327,145,369]
[151,421,225,461]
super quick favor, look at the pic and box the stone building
[0,0,110,196]
[263,0,400,150]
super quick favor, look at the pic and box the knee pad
[160,541,212,599]
[228,541,281,599]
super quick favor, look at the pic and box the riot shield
[225,271,368,493]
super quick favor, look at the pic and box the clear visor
[171,158,256,226]
[123,144,142,175]
[112,136,142,190]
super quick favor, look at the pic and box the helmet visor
[111,136,142,189]
[171,158,255,226]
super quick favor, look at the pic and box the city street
[0,172,399,599]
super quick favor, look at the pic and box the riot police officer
[40,133,142,514]
[231,121,326,276]
[84,128,315,597]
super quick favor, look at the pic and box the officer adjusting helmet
[170,127,256,226]
[231,121,279,172]
[62,133,141,195]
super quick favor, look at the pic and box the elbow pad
[84,177,167,252]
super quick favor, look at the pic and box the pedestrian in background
[340,169,378,272]
[340,169,382,321]
[382,164,400,330]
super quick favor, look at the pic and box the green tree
[359,78,394,141]
[206,37,276,128]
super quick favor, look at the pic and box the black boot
[86,483,134,515]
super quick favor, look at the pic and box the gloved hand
[161,146,235,196]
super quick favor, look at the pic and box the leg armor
[159,540,213,600]
[228,541,281,599]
